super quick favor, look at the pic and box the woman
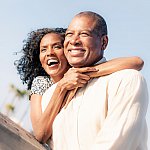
[16,28,143,145]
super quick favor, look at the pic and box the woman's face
[39,33,69,83]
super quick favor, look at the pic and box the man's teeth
[69,49,85,52]
[69,49,85,54]
[47,60,58,66]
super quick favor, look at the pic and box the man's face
[64,15,104,68]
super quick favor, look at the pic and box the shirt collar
[95,57,107,65]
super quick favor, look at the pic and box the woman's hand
[58,67,98,109]
[58,67,98,91]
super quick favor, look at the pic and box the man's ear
[101,35,108,50]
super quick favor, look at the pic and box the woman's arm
[86,56,144,77]
[30,68,93,143]
[31,56,144,142]
[64,56,144,108]
[30,85,68,143]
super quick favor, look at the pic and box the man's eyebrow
[81,30,93,33]
[65,30,73,33]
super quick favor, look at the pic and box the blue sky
[0,0,150,148]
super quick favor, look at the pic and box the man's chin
[69,61,85,68]
[67,56,86,67]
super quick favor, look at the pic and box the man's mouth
[68,49,85,56]
[47,59,59,66]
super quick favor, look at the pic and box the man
[47,11,149,150]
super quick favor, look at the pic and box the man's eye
[80,32,89,37]
[65,32,73,37]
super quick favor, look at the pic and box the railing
[0,112,47,150]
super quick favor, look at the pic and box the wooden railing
[0,112,47,150]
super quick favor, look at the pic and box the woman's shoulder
[30,76,53,96]
[42,83,58,112]
[33,76,51,82]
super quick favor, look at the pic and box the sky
[0,0,150,148]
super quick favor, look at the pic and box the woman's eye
[40,48,46,52]
[53,45,62,49]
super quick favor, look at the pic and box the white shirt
[42,68,149,150]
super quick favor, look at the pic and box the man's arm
[92,69,149,150]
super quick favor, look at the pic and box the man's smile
[68,48,85,57]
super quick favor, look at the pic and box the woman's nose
[46,47,54,56]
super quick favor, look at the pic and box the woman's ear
[101,35,108,50]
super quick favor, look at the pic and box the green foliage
[5,103,15,112]
[9,84,29,99]
[2,84,29,117]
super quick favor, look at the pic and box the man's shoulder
[105,69,146,87]
[110,69,143,78]
[94,69,144,85]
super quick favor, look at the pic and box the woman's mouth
[47,59,59,67]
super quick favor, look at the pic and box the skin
[62,13,147,149]
[64,15,108,68]
[39,33,69,83]
[30,33,94,142]
[30,32,144,143]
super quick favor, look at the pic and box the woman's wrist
[57,79,68,93]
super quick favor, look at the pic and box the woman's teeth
[47,59,59,66]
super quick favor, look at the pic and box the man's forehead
[67,16,96,32]
[66,28,94,32]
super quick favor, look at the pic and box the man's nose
[69,35,81,46]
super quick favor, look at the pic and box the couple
[16,11,148,150]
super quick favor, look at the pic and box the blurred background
[0,0,150,148]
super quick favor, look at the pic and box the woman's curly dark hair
[15,28,66,90]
